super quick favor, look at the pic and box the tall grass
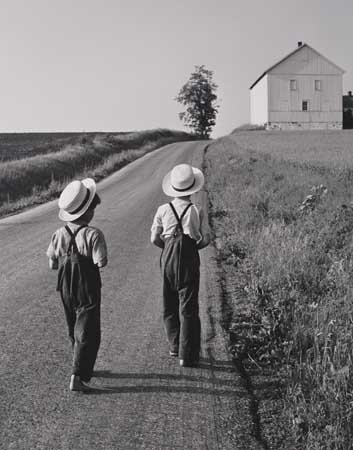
[205,133,353,449]
[0,129,194,217]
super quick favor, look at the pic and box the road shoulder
[193,144,266,449]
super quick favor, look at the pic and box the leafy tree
[175,65,219,139]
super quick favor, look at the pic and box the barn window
[302,100,309,111]
[290,79,297,90]
[315,80,322,91]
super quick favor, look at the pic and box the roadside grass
[0,129,194,217]
[231,123,266,132]
[204,132,353,449]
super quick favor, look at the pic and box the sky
[0,0,352,137]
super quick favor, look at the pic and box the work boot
[69,375,91,392]
[179,359,198,368]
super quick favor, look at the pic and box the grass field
[0,129,194,217]
[205,129,353,449]
[229,129,353,167]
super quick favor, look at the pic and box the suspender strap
[65,225,87,254]
[179,203,193,222]
[169,202,193,232]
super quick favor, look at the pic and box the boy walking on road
[151,164,210,367]
[47,178,108,392]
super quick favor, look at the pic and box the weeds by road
[0,129,194,217]
[204,131,353,449]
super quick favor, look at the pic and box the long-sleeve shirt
[46,223,108,267]
[151,199,210,244]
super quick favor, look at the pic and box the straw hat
[58,178,97,221]
[162,164,204,197]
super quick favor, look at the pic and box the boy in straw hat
[151,163,210,367]
[46,178,108,392]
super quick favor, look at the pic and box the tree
[175,65,219,139]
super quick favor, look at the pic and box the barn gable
[270,44,344,76]
[250,43,344,90]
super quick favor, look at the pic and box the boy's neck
[68,219,90,226]
[173,195,191,202]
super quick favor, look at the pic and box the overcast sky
[0,0,352,137]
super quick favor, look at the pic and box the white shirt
[46,224,108,267]
[151,199,210,244]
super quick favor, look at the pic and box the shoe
[169,350,178,357]
[179,359,198,368]
[69,375,91,392]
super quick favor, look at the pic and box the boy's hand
[48,258,58,270]
[197,233,211,250]
[151,230,165,249]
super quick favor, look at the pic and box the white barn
[250,42,345,130]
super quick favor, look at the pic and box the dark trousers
[58,255,101,383]
[161,234,201,360]
[60,293,101,382]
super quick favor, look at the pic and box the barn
[250,42,345,130]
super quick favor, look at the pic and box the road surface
[0,141,263,450]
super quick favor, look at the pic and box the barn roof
[249,43,345,90]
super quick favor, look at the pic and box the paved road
[0,141,263,450]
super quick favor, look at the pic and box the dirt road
[0,141,263,450]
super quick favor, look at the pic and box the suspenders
[65,225,87,254]
[169,202,193,235]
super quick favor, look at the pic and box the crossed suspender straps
[169,202,193,233]
[65,225,87,254]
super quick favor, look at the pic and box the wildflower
[309,302,318,309]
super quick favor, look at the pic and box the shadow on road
[82,358,245,396]
[84,384,245,396]
[95,357,235,378]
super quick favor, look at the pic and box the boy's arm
[151,228,165,249]
[151,207,164,249]
[92,230,108,268]
[47,232,59,269]
[196,206,211,250]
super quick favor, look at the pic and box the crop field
[205,129,353,449]
[0,131,138,162]
[0,132,86,161]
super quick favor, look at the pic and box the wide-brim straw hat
[58,178,97,221]
[162,164,204,197]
